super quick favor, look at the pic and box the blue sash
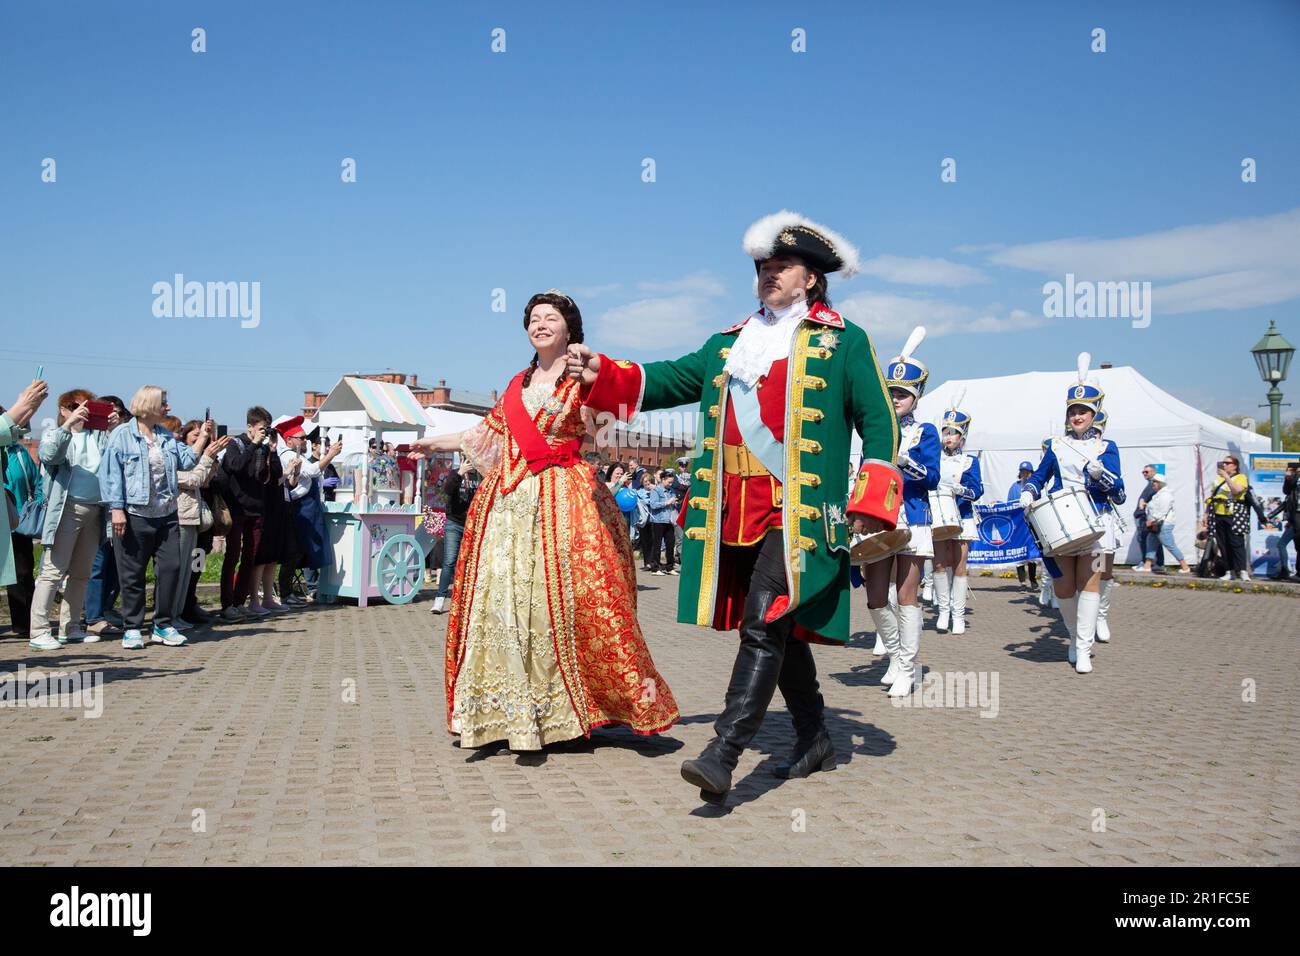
[727,378,785,482]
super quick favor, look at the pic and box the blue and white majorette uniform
[869,325,939,698]
[888,332,941,560]
[1019,353,1125,674]
[938,403,983,542]
[934,394,983,635]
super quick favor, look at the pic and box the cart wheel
[376,534,423,605]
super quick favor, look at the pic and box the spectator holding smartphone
[647,469,680,575]
[172,418,227,629]
[97,385,198,649]
[83,395,126,636]
[218,406,281,620]
[28,390,109,649]
[1,380,49,614]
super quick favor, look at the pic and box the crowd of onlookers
[2,379,344,651]
[598,455,693,575]
[5,376,1297,651]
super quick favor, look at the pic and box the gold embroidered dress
[445,373,679,750]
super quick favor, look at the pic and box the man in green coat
[568,212,901,800]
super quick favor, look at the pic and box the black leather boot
[681,589,788,800]
[772,638,835,779]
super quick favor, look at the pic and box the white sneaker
[80,628,102,644]
[1239,572,1252,582]
[1075,649,1092,674]
[28,635,62,651]
[1219,572,1234,581]
[431,596,447,615]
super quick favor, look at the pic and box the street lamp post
[1250,321,1295,452]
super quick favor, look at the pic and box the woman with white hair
[97,385,201,649]
[1139,467,1191,573]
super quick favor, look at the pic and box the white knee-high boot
[870,605,901,685]
[1057,593,1079,664]
[1095,579,1112,643]
[1075,591,1099,673]
[933,570,951,632]
[951,575,968,634]
[889,605,922,697]
[921,560,934,603]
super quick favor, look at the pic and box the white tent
[852,366,1269,564]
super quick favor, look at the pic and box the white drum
[928,487,962,541]
[1026,487,1106,557]
[851,528,912,565]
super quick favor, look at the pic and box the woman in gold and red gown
[411,291,679,751]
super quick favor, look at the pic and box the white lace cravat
[724,296,809,387]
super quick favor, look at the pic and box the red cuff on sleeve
[581,355,643,422]
[846,460,904,530]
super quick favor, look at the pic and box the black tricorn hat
[743,211,861,277]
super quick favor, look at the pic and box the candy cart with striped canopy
[310,376,429,606]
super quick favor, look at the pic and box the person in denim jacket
[27,389,111,650]
[97,385,198,649]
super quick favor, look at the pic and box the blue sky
[2,0,1298,428]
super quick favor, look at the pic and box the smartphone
[204,406,211,422]
[84,400,114,431]
[216,424,228,439]
[35,365,44,380]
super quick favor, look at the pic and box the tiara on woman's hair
[543,288,572,303]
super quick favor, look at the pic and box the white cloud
[591,294,720,350]
[590,272,733,350]
[1155,270,1300,315]
[570,283,624,300]
[989,207,1300,313]
[858,254,989,287]
[837,292,1046,345]
[636,272,728,296]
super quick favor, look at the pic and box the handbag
[209,488,233,537]
[10,453,45,539]
[198,498,215,532]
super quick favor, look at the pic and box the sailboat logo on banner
[979,514,1013,546]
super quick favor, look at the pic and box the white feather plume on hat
[899,326,927,363]
[742,210,861,278]
[948,384,967,414]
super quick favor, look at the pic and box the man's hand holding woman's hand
[565,344,600,386]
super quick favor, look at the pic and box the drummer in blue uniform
[932,391,983,635]
[863,326,940,697]
[1018,354,1125,674]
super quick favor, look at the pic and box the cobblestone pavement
[1,575,1295,866]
